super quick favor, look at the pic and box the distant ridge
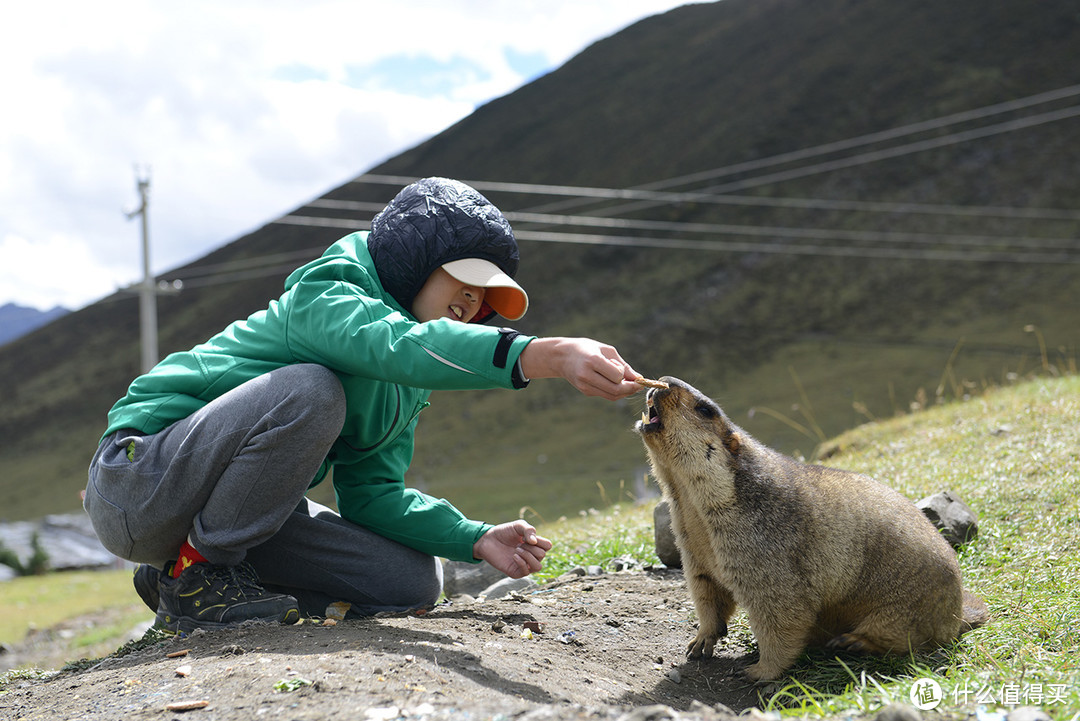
[0,303,69,347]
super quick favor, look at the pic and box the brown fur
[635,377,988,681]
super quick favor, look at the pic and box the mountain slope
[1,0,1077,523]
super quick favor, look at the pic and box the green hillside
[1,0,1077,524]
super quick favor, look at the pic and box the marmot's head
[635,377,743,480]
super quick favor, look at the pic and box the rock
[558,566,587,581]
[617,704,678,721]
[585,565,605,576]
[653,501,681,568]
[479,575,537,600]
[0,512,116,576]
[688,700,738,720]
[740,710,781,721]
[916,490,978,548]
[875,702,923,721]
[442,559,506,597]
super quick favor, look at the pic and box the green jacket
[103,231,535,562]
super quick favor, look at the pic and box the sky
[0,1,690,312]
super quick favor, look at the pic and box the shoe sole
[156,607,301,635]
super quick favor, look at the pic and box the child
[84,177,642,633]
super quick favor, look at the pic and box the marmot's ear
[724,431,741,455]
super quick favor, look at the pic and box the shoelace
[203,564,260,600]
[234,562,267,597]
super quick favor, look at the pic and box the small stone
[916,490,978,547]
[618,704,678,721]
[665,668,681,684]
[479,575,537,600]
[325,601,351,621]
[874,702,922,721]
[165,699,209,711]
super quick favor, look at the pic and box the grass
[528,492,662,581]
[2,374,1078,718]
[0,569,151,674]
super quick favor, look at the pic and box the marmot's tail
[960,589,990,633]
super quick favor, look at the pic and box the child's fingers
[518,542,547,561]
[508,520,538,540]
[515,548,543,574]
[531,534,553,551]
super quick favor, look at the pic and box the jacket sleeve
[283,278,533,391]
[331,427,492,562]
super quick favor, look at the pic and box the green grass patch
[0,569,146,647]
[530,497,661,581]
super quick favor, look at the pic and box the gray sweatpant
[84,363,443,617]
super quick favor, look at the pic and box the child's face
[411,267,486,323]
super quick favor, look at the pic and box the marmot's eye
[694,402,718,419]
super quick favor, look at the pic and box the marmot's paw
[826,632,886,654]
[686,633,717,659]
[744,661,783,683]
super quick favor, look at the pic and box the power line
[348,84,1080,220]
[169,84,1080,289]
[510,229,1080,264]
[537,103,1080,219]
[278,205,1080,252]
[698,103,1080,195]
[500,211,1080,251]
[167,247,326,281]
[344,171,1080,222]
[273,215,1080,264]
[631,83,1080,191]
[523,83,1080,214]
[174,263,313,289]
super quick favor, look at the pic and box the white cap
[442,258,529,321]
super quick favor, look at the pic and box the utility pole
[126,167,157,374]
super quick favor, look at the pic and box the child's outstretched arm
[473,520,554,578]
[519,337,640,401]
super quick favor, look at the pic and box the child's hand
[519,337,641,401]
[472,520,554,579]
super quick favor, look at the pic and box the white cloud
[0,1,689,311]
[0,233,124,310]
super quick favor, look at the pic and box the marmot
[635,377,988,682]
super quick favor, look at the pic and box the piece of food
[635,377,669,389]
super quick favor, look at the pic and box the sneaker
[133,563,163,613]
[156,561,300,634]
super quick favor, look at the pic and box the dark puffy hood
[367,178,520,322]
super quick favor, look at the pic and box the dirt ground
[0,569,777,721]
